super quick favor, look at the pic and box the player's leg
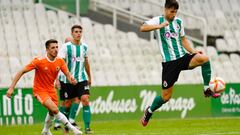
[54,101,71,130]
[42,98,59,135]
[34,93,55,135]
[141,86,173,127]
[141,60,179,127]
[42,91,82,134]
[43,98,82,135]
[54,101,63,130]
[42,111,55,135]
[54,89,65,130]
[54,82,72,130]
[58,82,79,126]
[61,100,73,134]
[188,53,220,98]
[81,94,92,134]
[68,97,80,125]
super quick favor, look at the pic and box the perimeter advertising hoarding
[1,84,237,125]
[211,83,240,116]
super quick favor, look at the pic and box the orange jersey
[25,55,68,93]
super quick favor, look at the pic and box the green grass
[1,117,240,135]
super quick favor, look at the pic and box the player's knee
[81,95,90,106]
[162,93,171,102]
[51,107,59,114]
[202,55,209,63]
[198,54,209,64]
[162,95,171,102]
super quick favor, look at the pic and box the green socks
[83,106,91,129]
[150,96,165,112]
[201,61,211,89]
[69,103,79,123]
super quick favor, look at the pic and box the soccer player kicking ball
[140,0,220,127]
[6,39,82,135]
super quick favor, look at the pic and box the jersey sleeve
[144,17,160,25]
[58,43,67,59]
[24,58,39,71]
[180,20,185,37]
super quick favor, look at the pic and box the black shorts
[59,81,90,100]
[162,53,196,89]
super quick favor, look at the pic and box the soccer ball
[209,77,226,93]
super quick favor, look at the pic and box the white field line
[95,132,240,135]
[199,132,240,135]
[95,133,161,135]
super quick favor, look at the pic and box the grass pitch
[1,117,240,135]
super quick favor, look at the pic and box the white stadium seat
[0,1,239,87]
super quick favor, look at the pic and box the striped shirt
[145,15,186,62]
[58,41,89,83]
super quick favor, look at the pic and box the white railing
[90,0,149,26]
[90,0,207,50]
[89,0,155,41]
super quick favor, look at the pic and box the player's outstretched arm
[140,21,169,32]
[6,68,30,98]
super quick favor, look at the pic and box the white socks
[148,108,153,113]
[54,112,75,130]
[43,113,54,130]
[43,112,82,135]
[69,118,75,124]
[204,86,209,91]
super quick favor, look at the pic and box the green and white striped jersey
[145,15,186,62]
[58,41,89,83]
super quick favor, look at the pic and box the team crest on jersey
[163,80,168,88]
[84,85,90,90]
[64,92,68,98]
[56,66,60,71]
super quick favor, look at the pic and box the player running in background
[58,25,92,134]
[6,39,82,135]
[140,0,220,127]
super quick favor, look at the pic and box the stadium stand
[0,0,239,88]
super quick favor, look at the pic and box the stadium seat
[216,39,227,52]
[1,1,239,87]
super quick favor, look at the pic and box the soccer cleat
[53,125,62,131]
[41,129,52,135]
[140,106,152,127]
[85,128,93,134]
[204,88,220,98]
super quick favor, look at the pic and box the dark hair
[71,25,82,32]
[45,39,58,49]
[165,0,179,9]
